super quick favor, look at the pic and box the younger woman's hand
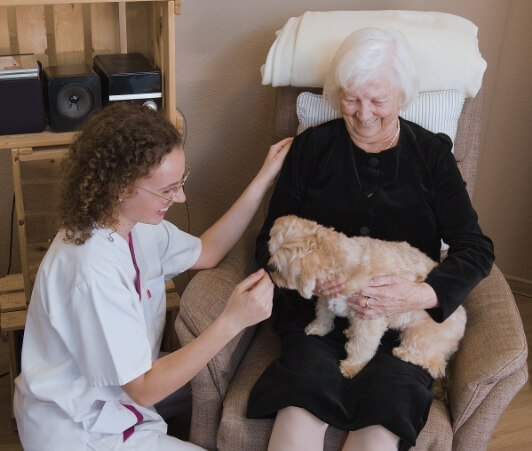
[221,269,274,334]
[255,137,293,189]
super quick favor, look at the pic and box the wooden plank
[81,3,93,65]
[162,1,176,125]
[165,279,176,293]
[0,292,26,313]
[44,4,57,66]
[6,6,18,54]
[118,1,127,53]
[0,130,76,150]
[51,3,86,66]
[11,149,31,303]
[90,2,121,55]
[0,7,9,54]
[0,310,27,332]
[14,5,48,64]
[1,1,160,6]
[125,1,153,60]
[166,291,180,311]
[18,147,67,162]
[0,274,24,295]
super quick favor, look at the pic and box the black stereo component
[0,54,46,135]
[93,53,162,110]
[43,64,102,132]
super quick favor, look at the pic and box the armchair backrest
[272,86,485,199]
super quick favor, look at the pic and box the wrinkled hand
[255,137,293,189]
[347,275,438,320]
[314,277,345,298]
[221,269,274,333]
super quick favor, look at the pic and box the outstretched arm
[122,269,274,407]
[192,138,293,270]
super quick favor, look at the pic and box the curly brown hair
[60,102,183,245]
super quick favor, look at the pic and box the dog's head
[267,215,326,299]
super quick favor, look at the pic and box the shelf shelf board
[0,130,76,150]
[0,0,162,6]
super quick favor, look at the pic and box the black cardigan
[256,118,494,323]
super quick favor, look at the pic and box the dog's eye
[266,264,277,274]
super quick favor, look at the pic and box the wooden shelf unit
[1,0,181,288]
[0,1,183,411]
[10,146,67,300]
[0,0,181,149]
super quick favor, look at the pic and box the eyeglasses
[135,165,191,204]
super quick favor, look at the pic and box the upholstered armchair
[176,11,528,450]
[175,85,528,450]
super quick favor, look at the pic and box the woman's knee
[343,425,399,451]
[268,407,328,451]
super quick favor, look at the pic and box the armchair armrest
[175,230,260,449]
[447,264,528,448]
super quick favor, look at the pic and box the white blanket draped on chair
[261,10,486,97]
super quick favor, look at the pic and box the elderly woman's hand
[254,137,293,189]
[314,277,345,298]
[347,275,439,320]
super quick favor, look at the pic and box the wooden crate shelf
[1,0,181,294]
[1,0,183,417]
[0,0,180,150]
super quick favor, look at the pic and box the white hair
[323,27,419,111]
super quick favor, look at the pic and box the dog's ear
[270,216,297,252]
[298,251,321,299]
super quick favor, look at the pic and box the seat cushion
[217,319,452,451]
[217,319,279,450]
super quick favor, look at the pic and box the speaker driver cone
[56,84,93,119]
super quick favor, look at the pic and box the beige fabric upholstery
[176,86,528,450]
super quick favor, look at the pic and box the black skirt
[246,292,434,450]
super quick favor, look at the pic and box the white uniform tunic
[14,221,203,450]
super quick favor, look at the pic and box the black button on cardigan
[367,156,379,168]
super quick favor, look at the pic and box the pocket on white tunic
[89,401,138,434]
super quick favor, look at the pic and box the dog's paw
[432,377,449,402]
[339,360,365,378]
[305,321,332,336]
[343,328,353,339]
[424,357,447,379]
[392,347,447,379]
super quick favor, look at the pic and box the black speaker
[0,54,46,135]
[93,53,162,110]
[43,64,101,132]
[0,78,46,135]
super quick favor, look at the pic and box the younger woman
[14,102,292,450]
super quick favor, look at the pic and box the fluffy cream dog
[267,215,467,379]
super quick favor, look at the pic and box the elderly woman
[246,28,494,450]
